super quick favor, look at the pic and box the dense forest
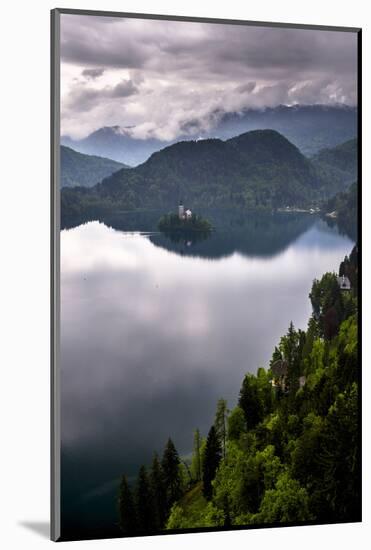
[324,182,358,240]
[60,146,127,188]
[117,246,359,534]
[61,130,356,224]
[311,139,357,193]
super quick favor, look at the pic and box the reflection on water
[60,211,354,538]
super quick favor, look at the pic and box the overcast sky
[60,14,358,141]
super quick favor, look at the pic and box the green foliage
[203,426,222,500]
[239,370,273,430]
[227,406,246,442]
[178,462,191,493]
[149,453,166,529]
[162,438,182,512]
[119,438,185,534]
[291,413,326,496]
[135,466,156,533]
[309,273,344,339]
[190,429,202,482]
[319,383,360,521]
[212,443,283,523]
[305,339,325,387]
[166,483,210,529]
[252,472,313,524]
[165,504,185,530]
[214,399,229,459]
[118,475,137,534]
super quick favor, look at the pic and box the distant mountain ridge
[212,104,357,156]
[62,127,164,167]
[61,129,355,223]
[60,146,127,188]
[61,104,357,166]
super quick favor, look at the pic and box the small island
[158,203,213,233]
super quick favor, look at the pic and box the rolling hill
[60,146,127,188]
[61,129,346,223]
[311,139,357,192]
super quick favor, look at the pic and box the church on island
[178,202,192,220]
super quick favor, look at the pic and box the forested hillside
[117,247,359,534]
[60,146,126,188]
[61,129,351,223]
[324,182,358,240]
[312,139,357,193]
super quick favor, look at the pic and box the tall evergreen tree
[279,322,302,392]
[135,465,155,533]
[238,373,263,430]
[118,475,137,534]
[191,428,202,482]
[162,438,182,513]
[149,453,167,529]
[202,425,222,500]
[269,345,283,368]
[214,399,228,459]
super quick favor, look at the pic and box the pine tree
[214,399,228,459]
[149,453,167,529]
[202,425,222,500]
[118,475,137,534]
[135,465,155,533]
[161,438,182,513]
[222,493,231,527]
[191,428,202,482]
[238,373,263,430]
[270,345,283,368]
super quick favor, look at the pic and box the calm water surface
[60,212,354,537]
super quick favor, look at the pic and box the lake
[60,211,354,538]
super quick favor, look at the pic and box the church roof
[271,359,288,377]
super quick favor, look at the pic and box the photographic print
[51,9,361,541]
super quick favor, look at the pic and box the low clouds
[111,79,138,98]
[81,67,105,80]
[64,79,139,113]
[60,14,358,140]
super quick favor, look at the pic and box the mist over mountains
[61,104,357,166]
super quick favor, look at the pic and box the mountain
[311,139,357,192]
[61,127,164,167]
[61,129,343,224]
[61,105,357,166]
[60,146,127,188]
[212,104,357,156]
